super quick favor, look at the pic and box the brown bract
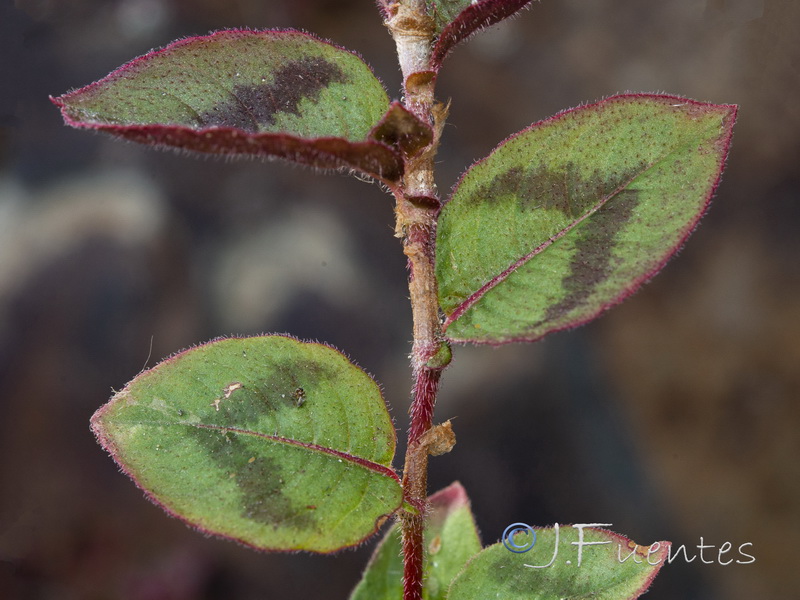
[369,101,434,157]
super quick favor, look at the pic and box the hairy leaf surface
[448,525,669,600]
[53,30,404,182]
[437,94,737,344]
[350,482,481,600]
[91,335,402,553]
[430,1,533,69]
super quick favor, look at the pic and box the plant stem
[385,3,451,600]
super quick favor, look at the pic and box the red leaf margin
[49,113,406,185]
[440,93,738,346]
[90,333,403,554]
[431,0,535,70]
[51,29,406,186]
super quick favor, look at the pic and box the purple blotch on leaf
[194,428,317,529]
[199,57,349,132]
[538,189,640,325]
[466,161,645,219]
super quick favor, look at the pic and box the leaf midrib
[442,129,713,330]
[115,419,400,480]
[194,423,400,480]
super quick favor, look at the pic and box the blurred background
[1,0,798,598]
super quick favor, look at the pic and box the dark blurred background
[1,0,798,598]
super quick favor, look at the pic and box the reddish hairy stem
[400,367,444,600]
[409,366,441,445]
[398,218,446,599]
[400,364,443,599]
[386,3,451,600]
[400,511,426,600]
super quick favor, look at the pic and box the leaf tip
[429,480,470,511]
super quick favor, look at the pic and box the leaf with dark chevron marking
[91,335,403,553]
[436,94,737,345]
[52,29,405,184]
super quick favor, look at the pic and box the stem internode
[386,4,454,599]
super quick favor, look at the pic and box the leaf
[448,524,670,600]
[430,1,534,70]
[349,481,482,600]
[52,29,404,183]
[91,335,403,553]
[349,522,404,600]
[436,94,737,345]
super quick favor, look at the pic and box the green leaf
[448,524,670,600]
[349,516,404,600]
[436,94,737,344]
[349,481,482,600]
[91,335,403,553]
[52,30,404,183]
